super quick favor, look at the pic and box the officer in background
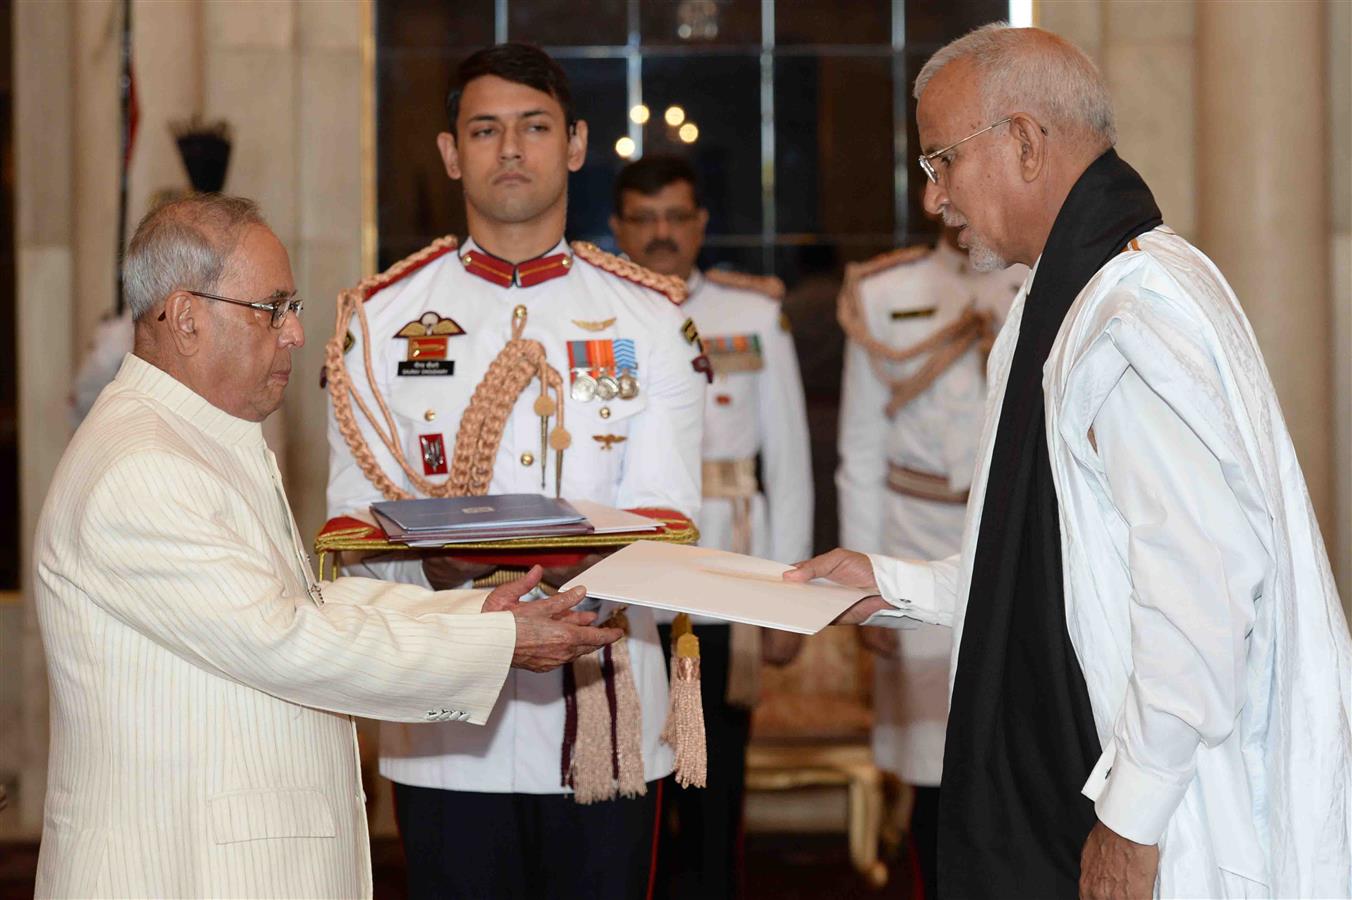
[611,154,811,899]
[326,46,705,900]
[835,226,1025,899]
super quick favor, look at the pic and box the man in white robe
[789,24,1351,900]
[33,194,621,898]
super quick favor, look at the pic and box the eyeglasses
[918,117,1012,185]
[618,209,701,228]
[158,289,304,328]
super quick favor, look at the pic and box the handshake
[476,564,623,673]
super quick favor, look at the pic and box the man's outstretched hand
[482,566,622,672]
[783,548,889,625]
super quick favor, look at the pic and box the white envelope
[560,540,876,634]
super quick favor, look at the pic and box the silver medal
[617,371,639,400]
[595,372,620,401]
[571,371,598,402]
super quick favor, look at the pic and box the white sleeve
[835,336,889,554]
[615,303,706,518]
[757,314,813,563]
[1085,367,1265,844]
[80,452,516,725]
[861,552,961,628]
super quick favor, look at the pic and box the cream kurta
[864,228,1352,897]
[34,355,516,899]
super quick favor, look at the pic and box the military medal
[612,339,640,401]
[571,371,598,402]
[595,373,620,401]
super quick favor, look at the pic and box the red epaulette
[571,241,688,306]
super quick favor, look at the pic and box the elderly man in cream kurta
[32,195,619,899]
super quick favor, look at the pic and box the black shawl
[938,149,1162,898]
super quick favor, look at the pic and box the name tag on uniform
[891,307,936,320]
[398,359,455,376]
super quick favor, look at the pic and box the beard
[941,209,1009,272]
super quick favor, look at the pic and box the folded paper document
[559,541,876,634]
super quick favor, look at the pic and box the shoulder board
[704,268,786,301]
[571,241,688,306]
[849,244,931,284]
[355,235,460,302]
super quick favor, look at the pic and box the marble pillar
[1328,0,1350,603]
[1196,0,1333,542]
[14,0,77,835]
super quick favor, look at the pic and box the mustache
[941,209,966,229]
[643,238,680,255]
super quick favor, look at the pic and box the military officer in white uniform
[325,46,705,900]
[611,154,811,900]
[835,227,1025,899]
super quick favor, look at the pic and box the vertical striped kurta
[33,354,516,898]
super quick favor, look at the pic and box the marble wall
[1329,0,1351,613]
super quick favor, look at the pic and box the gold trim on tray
[314,513,700,581]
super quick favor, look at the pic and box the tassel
[606,612,647,798]
[568,649,615,804]
[662,630,708,788]
[661,613,692,749]
[566,611,647,804]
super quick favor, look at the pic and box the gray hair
[123,194,266,320]
[914,23,1116,147]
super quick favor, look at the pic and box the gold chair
[745,626,889,887]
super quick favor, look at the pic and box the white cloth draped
[866,227,1352,897]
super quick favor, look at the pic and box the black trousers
[655,624,752,900]
[394,781,661,900]
[911,785,940,900]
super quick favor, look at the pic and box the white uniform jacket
[864,228,1352,897]
[836,242,1023,786]
[34,355,516,899]
[684,269,812,563]
[327,236,706,793]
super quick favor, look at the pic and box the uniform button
[599,406,612,420]
[424,409,437,422]
[520,452,535,467]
